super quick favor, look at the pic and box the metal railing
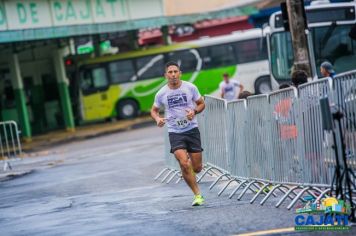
[155,70,356,211]
[0,121,22,171]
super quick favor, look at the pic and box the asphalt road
[0,125,355,235]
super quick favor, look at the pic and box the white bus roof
[269,2,356,31]
[183,28,264,48]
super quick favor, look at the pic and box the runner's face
[165,65,181,86]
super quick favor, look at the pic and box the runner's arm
[220,88,225,99]
[150,105,165,127]
[237,84,244,99]
[194,97,205,114]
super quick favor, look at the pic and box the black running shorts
[168,127,203,153]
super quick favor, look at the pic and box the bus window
[167,49,199,73]
[92,67,109,88]
[136,54,165,80]
[109,60,135,84]
[235,38,267,64]
[80,67,108,94]
[270,32,294,81]
[80,70,92,91]
[207,43,236,68]
[312,25,356,77]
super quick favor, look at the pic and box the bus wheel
[254,76,272,94]
[117,100,139,119]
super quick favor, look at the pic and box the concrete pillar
[9,54,32,141]
[53,48,75,132]
[128,30,139,50]
[161,26,171,45]
[31,63,45,133]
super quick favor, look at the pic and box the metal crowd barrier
[196,96,231,187]
[216,100,249,196]
[268,87,300,184]
[154,127,181,184]
[0,121,22,171]
[154,70,356,211]
[333,70,356,190]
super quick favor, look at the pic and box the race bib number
[175,117,190,129]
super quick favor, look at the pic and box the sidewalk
[0,115,154,181]
[22,115,154,154]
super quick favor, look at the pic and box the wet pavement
[1,125,356,235]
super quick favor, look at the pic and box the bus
[266,1,356,89]
[73,28,270,121]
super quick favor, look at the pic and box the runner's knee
[193,165,202,173]
[179,160,191,173]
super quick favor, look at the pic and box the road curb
[22,120,155,153]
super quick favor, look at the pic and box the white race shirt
[219,79,241,101]
[154,81,201,133]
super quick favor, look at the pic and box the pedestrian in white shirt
[219,73,244,101]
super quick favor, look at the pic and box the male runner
[151,61,206,206]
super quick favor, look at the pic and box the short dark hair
[165,61,180,71]
[238,91,253,99]
[291,70,308,88]
[279,83,291,89]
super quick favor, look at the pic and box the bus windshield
[270,24,356,81]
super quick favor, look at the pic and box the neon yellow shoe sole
[192,195,205,206]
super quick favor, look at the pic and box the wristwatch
[194,109,199,115]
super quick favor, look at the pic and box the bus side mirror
[349,24,356,40]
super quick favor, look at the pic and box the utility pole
[286,0,312,77]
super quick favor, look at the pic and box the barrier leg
[237,180,259,200]
[229,180,249,199]
[313,188,331,204]
[287,186,311,210]
[218,178,239,196]
[278,185,298,200]
[275,186,301,208]
[260,184,282,205]
[175,174,183,184]
[161,169,176,183]
[166,171,180,184]
[197,166,213,183]
[250,183,271,204]
[154,168,170,181]
[3,161,12,171]
[209,173,230,190]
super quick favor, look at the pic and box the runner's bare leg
[174,149,200,195]
[189,152,203,174]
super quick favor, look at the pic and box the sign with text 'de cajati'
[0,0,163,31]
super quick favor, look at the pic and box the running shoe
[192,194,205,206]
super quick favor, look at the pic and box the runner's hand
[156,117,166,127]
[186,109,195,121]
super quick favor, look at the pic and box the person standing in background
[320,61,336,79]
[219,73,244,101]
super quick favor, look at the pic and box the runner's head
[223,73,229,83]
[165,61,182,86]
